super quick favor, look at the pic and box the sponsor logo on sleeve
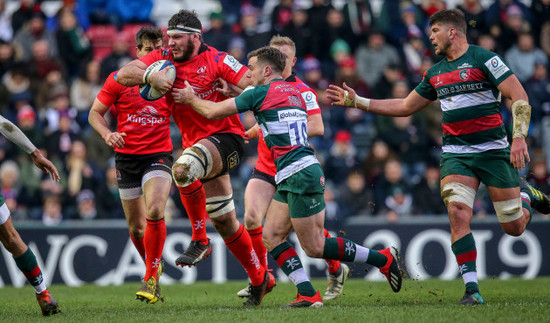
[301,91,319,111]
[485,56,509,79]
[223,54,243,73]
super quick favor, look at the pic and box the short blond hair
[269,35,296,52]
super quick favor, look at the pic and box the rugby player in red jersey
[89,27,171,304]
[115,10,272,306]
[234,35,349,301]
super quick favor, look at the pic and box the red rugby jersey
[97,72,172,155]
[140,45,247,148]
[255,74,322,177]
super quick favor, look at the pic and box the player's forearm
[116,64,146,87]
[88,109,112,140]
[368,99,415,117]
[307,114,324,138]
[0,115,36,154]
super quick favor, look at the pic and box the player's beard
[436,38,451,56]
[173,38,195,62]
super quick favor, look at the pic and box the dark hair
[429,9,467,35]
[135,27,163,50]
[168,10,202,31]
[247,46,286,74]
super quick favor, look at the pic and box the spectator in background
[1,64,32,120]
[281,7,312,59]
[355,29,400,87]
[227,37,247,64]
[41,193,63,226]
[13,12,57,62]
[0,0,13,42]
[301,56,329,90]
[203,11,233,53]
[0,40,15,78]
[11,0,44,35]
[94,158,124,219]
[403,36,433,80]
[70,60,102,128]
[363,139,398,186]
[324,130,358,186]
[456,0,488,43]
[27,40,66,84]
[339,170,372,218]
[16,106,43,157]
[270,0,294,34]
[526,58,550,117]
[323,184,343,231]
[100,33,132,81]
[373,158,409,216]
[487,1,532,53]
[0,160,23,219]
[380,113,435,185]
[530,0,550,56]
[340,0,374,53]
[372,63,406,99]
[45,107,81,163]
[384,183,413,222]
[413,162,447,215]
[55,7,92,79]
[505,32,548,84]
[238,4,272,54]
[477,33,497,52]
[65,140,103,200]
[76,189,97,220]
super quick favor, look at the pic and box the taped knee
[172,144,213,187]
[205,194,235,218]
[494,198,523,223]
[441,182,476,208]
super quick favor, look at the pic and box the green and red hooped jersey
[415,45,514,155]
[235,79,319,184]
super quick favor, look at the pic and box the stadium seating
[86,24,118,61]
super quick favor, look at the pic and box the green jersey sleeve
[235,86,267,113]
[476,46,513,86]
[414,70,438,101]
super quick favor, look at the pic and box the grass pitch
[2,277,549,322]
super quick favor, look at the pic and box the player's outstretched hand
[173,81,197,104]
[103,132,126,149]
[30,149,60,182]
[214,78,242,97]
[510,137,530,170]
[327,82,356,107]
[149,68,173,93]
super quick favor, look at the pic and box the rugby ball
[139,60,176,101]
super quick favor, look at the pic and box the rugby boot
[136,276,159,304]
[323,263,350,300]
[458,290,485,305]
[36,290,60,316]
[238,270,276,298]
[242,271,271,307]
[378,248,402,292]
[520,180,550,214]
[155,260,165,302]
[175,239,211,267]
[280,291,323,309]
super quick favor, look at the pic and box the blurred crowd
[0,0,549,227]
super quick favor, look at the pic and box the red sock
[324,229,340,274]
[130,233,146,263]
[178,180,208,242]
[144,218,167,281]
[247,226,268,270]
[225,223,265,286]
